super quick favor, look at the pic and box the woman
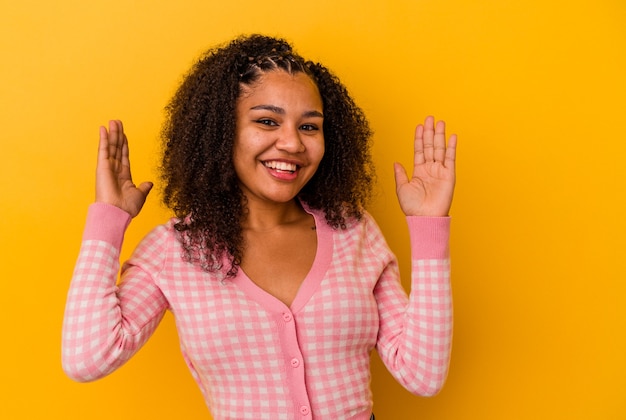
[62,34,456,419]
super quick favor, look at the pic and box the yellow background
[1,0,625,418]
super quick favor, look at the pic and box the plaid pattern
[62,203,452,420]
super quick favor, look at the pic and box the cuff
[406,216,451,259]
[82,203,132,250]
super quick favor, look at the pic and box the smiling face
[233,70,325,207]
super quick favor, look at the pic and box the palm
[394,116,457,217]
[96,120,152,217]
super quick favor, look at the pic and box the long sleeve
[61,203,169,382]
[61,204,453,418]
[373,216,453,396]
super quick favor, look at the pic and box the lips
[263,160,298,173]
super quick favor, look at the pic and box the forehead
[238,70,322,108]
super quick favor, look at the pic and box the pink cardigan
[62,203,452,420]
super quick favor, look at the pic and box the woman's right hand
[96,120,153,218]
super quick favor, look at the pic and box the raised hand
[95,120,153,218]
[393,116,457,217]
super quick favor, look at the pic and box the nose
[275,125,305,153]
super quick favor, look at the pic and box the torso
[240,211,317,307]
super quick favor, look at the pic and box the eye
[300,124,319,132]
[255,119,278,127]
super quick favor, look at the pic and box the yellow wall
[1,0,625,418]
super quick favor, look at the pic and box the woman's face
[233,70,325,206]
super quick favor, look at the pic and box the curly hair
[160,34,374,276]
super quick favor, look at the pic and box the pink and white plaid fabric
[62,203,452,420]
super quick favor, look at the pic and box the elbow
[61,328,135,382]
[61,339,130,382]
[61,345,112,383]
[62,340,92,382]
[407,365,450,397]
[62,356,101,383]
[62,365,93,383]
[417,381,446,398]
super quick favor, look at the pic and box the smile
[263,160,298,173]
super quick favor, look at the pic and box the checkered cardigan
[62,203,452,420]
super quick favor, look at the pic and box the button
[300,405,310,416]
[282,312,293,322]
[290,358,300,368]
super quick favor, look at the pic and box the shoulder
[137,217,184,250]
[125,217,182,270]
[312,205,389,251]
[303,202,379,231]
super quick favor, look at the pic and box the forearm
[376,217,453,396]
[61,204,166,382]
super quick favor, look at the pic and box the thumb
[137,181,154,197]
[393,162,409,190]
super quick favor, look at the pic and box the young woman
[62,34,457,420]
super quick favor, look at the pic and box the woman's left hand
[394,116,457,217]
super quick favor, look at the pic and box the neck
[242,198,307,231]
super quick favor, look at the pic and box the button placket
[278,310,311,418]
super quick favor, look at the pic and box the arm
[375,116,456,394]
[62,204,169,381]
[374,216,452,396]
[62,122,165,382]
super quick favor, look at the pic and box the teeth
[264,161,297,172]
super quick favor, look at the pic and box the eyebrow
[250,104,323,118]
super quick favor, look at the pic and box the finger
[444,133,457,168]
[98,125,109,162]
[121,130,130,169]
[115,120,126,165]
[433,119,447,163]
[413,124,425,166]
[108,120,123,165]
[422,115,435,162]
[120,135,133,182]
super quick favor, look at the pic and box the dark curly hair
[160,34,374,277]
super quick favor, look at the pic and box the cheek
[232,133,256,161]
[231,143,242,173]
[305,134,325,157]
[313,140,325,164]
[231,140,250,179]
